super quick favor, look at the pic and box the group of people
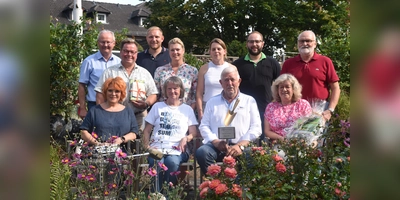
[77,27,340,191]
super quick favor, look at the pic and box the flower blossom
[158,162,168,171]
[115,149,127,158]
[104,191,109,196]
[224,167,237,179]
[170,171,181,176]
[272,154,283,162]
[107,136,118,143]
[61,157,70,164]
[223,156,236,167]
[148,168,157,176]
[108,183,118,190]
[86,174,96,182]
[69,161,78,167]
[77,174,86,180]
[91,132,98,139]
[215,183,229,195]
[209,179,221,189]
[275,163,287,173]
[69,140,77,146]
[124,179,133,185]
[206,164,221,177]
[232,184,242,198]
[199,180,210,190]
[89,165,96,169]
[200,187,209,198]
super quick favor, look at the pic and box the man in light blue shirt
[78,30,121,119]
[196,66,262,174]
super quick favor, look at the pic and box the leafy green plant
[237,114,350,199]
[50,139,73,200]
[184,53,206,70]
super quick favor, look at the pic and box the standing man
[281,30,340,121]
[195,66,261,174]
[232,31,281,144]
[136,26,171,77]
[78,30,121,119]
[95,38,158,129]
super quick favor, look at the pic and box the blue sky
[91,0,144,6]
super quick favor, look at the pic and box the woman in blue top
[80,77,139,152]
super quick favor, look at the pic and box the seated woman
[143,76,198,192]
[80,77,139,152]
[264,73,312,142]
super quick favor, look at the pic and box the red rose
[335,187,341,196]
[206,164,222,177]
[275,163,287,173]
[209,179,221,189]
[224,167,237,179]
[215,183,229,195]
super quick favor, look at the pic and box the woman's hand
[113,137,124,145]
[177,136,189,152]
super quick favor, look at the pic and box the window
[139,17,146,27]
[97,13,107,24]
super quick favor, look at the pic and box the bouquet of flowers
[285,99,327,147]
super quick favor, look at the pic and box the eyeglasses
[298,40,314,43]
[122,49,138,55]
[98,41,114,45]
[247,40,263,44]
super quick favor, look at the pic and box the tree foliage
[145,0,350,93]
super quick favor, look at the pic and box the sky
[90,0,145,6]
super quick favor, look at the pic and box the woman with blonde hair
[154,37,198,109]
[264,73,312,142]
[196,38,236,121]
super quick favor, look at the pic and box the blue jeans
[87,101,96,111]
[148,152,189,192]
[195,143,227,174]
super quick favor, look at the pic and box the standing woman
[196,38,236,121]
[143,76,198,192]
[154,38,198,109]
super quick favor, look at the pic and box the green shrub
[50,139,73,200]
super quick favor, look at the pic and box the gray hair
[271,73,302,103]
[97,29,115,42]
[220,66,240,80]
[298,30,316,41]
[120,38,137,50]
[163,76,185,99]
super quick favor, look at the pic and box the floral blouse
[154,63,198,106]
[264,99,312,137]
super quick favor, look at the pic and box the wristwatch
[328,108,335,114]
[121,136,126,143]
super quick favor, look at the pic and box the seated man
[195,66,262,174]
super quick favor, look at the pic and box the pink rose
[232,184,242,198]
[223,156,236,167]
[275,163,287,173]
[206,164,222,176]
[200,187,209,198]
[209,179,221,189]
[337,182,342,187]
[215,183,229,195]
[199,180,210,190]
[335,187,341,196]
[224,167,237,179]
[272,154,283,162]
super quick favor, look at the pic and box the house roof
[50,0,150,37]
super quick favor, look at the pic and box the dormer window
[139,17,146,27]
[97,13,107,23]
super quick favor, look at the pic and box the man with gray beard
[281,30,340,122]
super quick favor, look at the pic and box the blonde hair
[168,37,185,51]
[147,26,163,35]
[271,73,302,103]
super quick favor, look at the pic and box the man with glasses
[281,30,340,122]
[232,31,281,145]
[78,30,121,119]
[95,38,158,129]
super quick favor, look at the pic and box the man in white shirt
[195,66,262,174]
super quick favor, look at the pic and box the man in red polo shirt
[281,30,340,121]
